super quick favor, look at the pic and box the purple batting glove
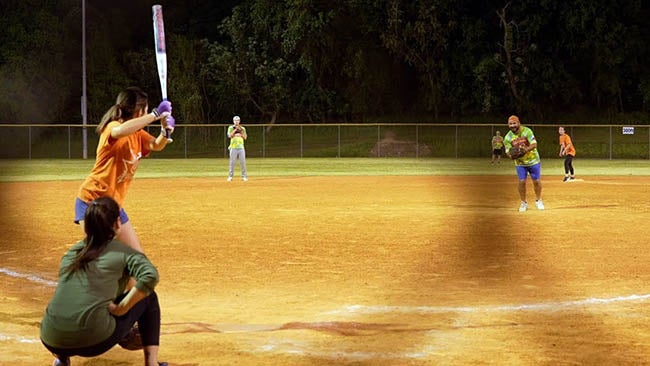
[157,100,172,114]
[165,115,175,130]
[162,115,175,138]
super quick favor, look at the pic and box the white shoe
[242,177,248,182]
[227,177,232,182]
[519,201,528,212]
[53,357,70,366]
[536,200,545,210]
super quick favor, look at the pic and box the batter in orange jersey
[75,87,174,252]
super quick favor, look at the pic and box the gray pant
[228,148,247,178]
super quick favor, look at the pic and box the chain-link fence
[1,123,649,159]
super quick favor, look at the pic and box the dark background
[1,0,649,125]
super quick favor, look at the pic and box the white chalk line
[3,268,650,360]
[0,268,57,287]
[325,293,650,316]
[0,269,57,346]
[0,334,41,344]
[7,265,647,316]
[254,338,430,360]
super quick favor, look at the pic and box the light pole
[82,0,88,159]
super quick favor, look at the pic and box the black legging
[43,291,161,358]
[564,155,574,175]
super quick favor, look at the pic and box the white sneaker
[53,358,70,366]
[242,177,248,182]
[536,200,545,210]
[519,201,528,212]
[227,177,232,182]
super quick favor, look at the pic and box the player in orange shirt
[558,126,576,182]
[75,87,174,252]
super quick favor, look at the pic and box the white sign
[622,126,635,135]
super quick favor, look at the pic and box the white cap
[233,115,240,122]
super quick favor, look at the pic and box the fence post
[184,126,188,159]
[416,125,419,159]
[28,126,32,160]
[68,126,71,159]
[300,125,303,158]
[338,125,341,158]
[223,125,227,158]
[609,126,613,160]
[263,126,266,158]
[455,125,458,158]
[377,125,381,157]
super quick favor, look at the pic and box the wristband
[152,108,160,118]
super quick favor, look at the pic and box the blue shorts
[515,163,542,180]
[74,198,129,224]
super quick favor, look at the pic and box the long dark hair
[96,87,149,134]
[63,197,120,275]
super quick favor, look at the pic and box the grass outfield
[0,158,649,182]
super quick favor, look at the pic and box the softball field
[1,158,650,365]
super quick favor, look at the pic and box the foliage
[1,1,650,124]
[0,0,73,123]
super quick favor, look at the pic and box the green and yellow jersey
[504,126,540,166]
[492,135,504,149]
[227,125,247,149]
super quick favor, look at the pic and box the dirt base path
[2,175,650,365]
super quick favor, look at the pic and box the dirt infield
[2,175,650,365]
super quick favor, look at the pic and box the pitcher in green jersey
[503,115,544,212]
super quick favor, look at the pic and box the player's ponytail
[63,197,120,276]
[97,87,149,134]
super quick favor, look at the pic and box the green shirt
[227,125,246,149]
[492,135,504,149]
[40,240,159,348]
[504,126,541,166]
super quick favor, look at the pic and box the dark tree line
[1,0,649,125]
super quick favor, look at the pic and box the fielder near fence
[1,123,649,160]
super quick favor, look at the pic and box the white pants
[228,148,247,178]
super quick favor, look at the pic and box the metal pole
[300,125,303,158]
[224,125,227,158]
[416,125,419,159]
[377,125,381,157]
[455,125,458,158]
[338,125,341,158]
[82,0,88,159]
[68,126,71,158]
[28,126,32,160]
[609,126,613,160]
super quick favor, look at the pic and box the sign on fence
[622,126,635,135]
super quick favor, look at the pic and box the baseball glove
[118,325,143,351]
[509,146,527,159]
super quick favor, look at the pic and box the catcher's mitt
[118,325,143,351]
[509,146,527,159]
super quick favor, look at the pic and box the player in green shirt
[40,197,166,366]
[227,115,248,181]
[503,115,544,212]
[491,130,504,164]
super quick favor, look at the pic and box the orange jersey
[559,134,576,156]
[78,121,154,206]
